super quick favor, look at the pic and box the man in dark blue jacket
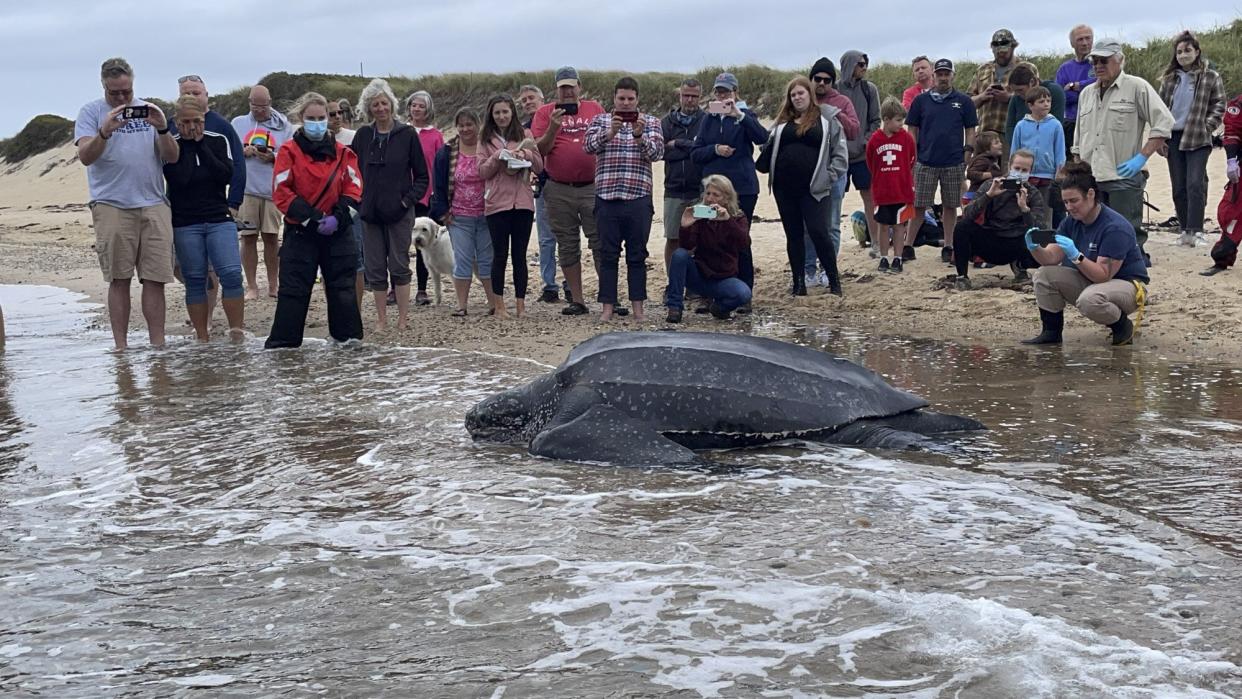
[660,78,705,269]
[691,72,767,293]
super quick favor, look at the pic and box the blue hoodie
[690,109,768,196]
[1010,113,1065,180]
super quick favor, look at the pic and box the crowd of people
[70,25,1241,352]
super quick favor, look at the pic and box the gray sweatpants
[1033,265,1140,326]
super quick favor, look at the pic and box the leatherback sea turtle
[465,331,984,465]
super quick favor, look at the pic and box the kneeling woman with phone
[1022,160,1149,346]
[665,175,752,323]
[265,92,365,348]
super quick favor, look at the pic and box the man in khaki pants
[1022,161,1148,346]
[74,58,180,349]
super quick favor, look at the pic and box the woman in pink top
[406,90,445,305]
[478,94,544,318]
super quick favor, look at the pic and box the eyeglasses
[811,76,833,84]
[177,74,203,85]
[990,40,1012,48]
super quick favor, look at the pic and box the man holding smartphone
[75,57,180,350]
[532,66,608,316]
[968,29,1037,165]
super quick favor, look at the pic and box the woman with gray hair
[407,90,445,305]
[351,78,430,331]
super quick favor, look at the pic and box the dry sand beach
[0,143,1237,364]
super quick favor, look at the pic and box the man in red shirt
[902,56,934,111]
[532,66,608,316]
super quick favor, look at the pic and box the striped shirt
[583,113,664,200]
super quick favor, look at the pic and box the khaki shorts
[91,202,175,283]
[238,194,283,236]
[543,180,599,267]
[663,196,695,240]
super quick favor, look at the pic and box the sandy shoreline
[1,144,1237,365]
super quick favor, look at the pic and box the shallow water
[1,285,1240,697]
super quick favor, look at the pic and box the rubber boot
[1021,309,1063,345]
[1108,315,1134,345]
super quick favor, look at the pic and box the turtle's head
[465,375,557,444]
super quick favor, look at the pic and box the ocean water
[1,285,1239,697]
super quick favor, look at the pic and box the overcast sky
[2,3,1236,138]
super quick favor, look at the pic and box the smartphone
[989,83,1004,92]
[555,102,579,116]
[1001,178,1022,192]
[1030,229,1057,247]
[706,101,728,115]
[122,105,150,120]
[616,110,639,123]
[692,204,716,219]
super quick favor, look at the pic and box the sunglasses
[991,40,1012,48]
[327,110,342,117]
[1090,55,1113,65]
[177,74,204,84]
[811,76,833,84]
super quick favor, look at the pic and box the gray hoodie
[761,104,848,201]
[838,50,882,164]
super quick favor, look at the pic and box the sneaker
[539,289,560,303]
[735,302,752,315]
[902,245,916,261]
[561,301,588,316]
[954,275,972,291]
[708,301,732,320]
[614,305,630,317]
[877,258,890,272]
[1009,261,1029,281]
[694,300,711,314]
[890,257,903,273]
[1177,232,1194,247]
[940,246,954,265]
[414,291,431,306]
[1194,231,1207,246]
[666,308,683,323]
[868,248,879,259]
[815,270,830,288]
[804,272,821,288]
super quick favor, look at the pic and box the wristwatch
[1071,253,1086,265]
[156,126,170,135]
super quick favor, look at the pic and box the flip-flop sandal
[451,309,468,317]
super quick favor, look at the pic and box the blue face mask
[1008,169,1030,182]
[303,119,328,140]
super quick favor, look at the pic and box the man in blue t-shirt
[75,57,181,350]
[906,58,979,265]
[1022,164,1148,346]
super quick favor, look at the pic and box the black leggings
[737,194,757,289]
[487,208,535,298]
[773,187,838,288]
[952,220,1036,277]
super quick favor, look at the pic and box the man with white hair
[75,57,179,349]
[1055,25,1096,158]
[1072,38,1174,262]
[232,85,295,299]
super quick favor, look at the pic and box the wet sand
[1,143,1237,364]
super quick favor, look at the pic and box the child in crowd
[865,98,916,272]
[966,131,1003,203]
[1010,86,1065,228]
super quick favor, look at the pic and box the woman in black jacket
[352,79,429,331]
[164,95,245,341]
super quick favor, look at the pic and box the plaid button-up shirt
[1159,67,1226,152]
[583,113,664,200]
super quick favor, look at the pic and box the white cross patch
[882,150,897,166]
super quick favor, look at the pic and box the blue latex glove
[1116,153,1148,179]
[1024,228,1039,251]
[1054,234,1081,260]
[316,215,338,236]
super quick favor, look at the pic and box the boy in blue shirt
[1010,86,1065,227]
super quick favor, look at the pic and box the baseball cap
[1090,39,1124,58]
[934,58,954,73]
[713,72,739,91]
[554,66,580,87]
[991,29,1016,46]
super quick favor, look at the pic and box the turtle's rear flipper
[531,404,703,466]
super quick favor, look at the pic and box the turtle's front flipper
[531,402,702,466]
[824,421,935,450]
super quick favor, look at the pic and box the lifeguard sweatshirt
[864,128,916,206]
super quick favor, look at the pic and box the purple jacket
[1055,58,1096,122]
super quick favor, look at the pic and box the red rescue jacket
[273,130,363,226]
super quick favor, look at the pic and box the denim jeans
[173,220,243,305]
[666,249,751,312]
[535,195,558,292]
[448,214,493,280]
[804,176,847,275]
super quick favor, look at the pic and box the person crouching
[265,92,364,348]
[1022,160,1148,346]
[952,148,1046,289]
[665,175,752,323]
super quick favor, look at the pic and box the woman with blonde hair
[665,174,752,323]
[757,76,848,296]
[351,78,429,331]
